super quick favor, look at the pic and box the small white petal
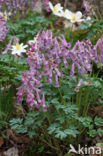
[76,11,82,19]
[56,3,63,9]
[70,20,76,23]
[77,19,85,22]
[63,9,73,19]
[86,16,91,20]
[23,45,28,48]
[49,2,54,11]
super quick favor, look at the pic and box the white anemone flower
[63,9,72,19]
[0,11,11,20]
[49,2,63,17]
[11,43,28,56]
[64,10,85,23]
[3,11,11,20]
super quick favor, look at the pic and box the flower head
[43,0,51,12]
[49,2,63,17]
[0,16,8,42]
[64,10,84,23]
[0,0,36,16]
[83,0,91,14]
[11,43,28,56]
[0,11,11,20]
[86,16,91,21]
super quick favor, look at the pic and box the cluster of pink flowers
[83,0,94,15]
[17,72,47,112]
[17,30,103,111]
[43,0,51,12]
[0,15,8,42]
[94,38,103,66]
[0,0,35,15]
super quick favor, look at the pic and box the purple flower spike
[17,30,103,111]
[0,16,8,42]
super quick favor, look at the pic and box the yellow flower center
[53,6,59,12]
[4,15,7,20]
[16,44,21,50]
[34,37,37,42]
[72,15,77,21]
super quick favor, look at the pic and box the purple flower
[83,0,94,15]
[83,0,90,14]
[26,88,35,107]
[17,30,103,111]
[17,87,25,104]
[0,16,8,42]
[0,0,36,16]
[43,0,51,12]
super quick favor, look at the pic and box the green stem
[82,90,90,116]
[58,87,65,104]
[94,9,99,20]
[58,87,70,128]
[42,139,58,151]
[45,112,62,155]
[77,89,82,116]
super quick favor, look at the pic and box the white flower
[11,43,28,56]
[86,16,91,21]
[49,2,63,17]
[63,9,72,19]
[64,10,85,23]
[28,37,38,45]
[0,11,11,20]
[0,12,3,16]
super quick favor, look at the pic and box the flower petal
[76,11,82,19]
[63,9,73,19]
[23,45,28,48]
[56,3,63,10]
[77,19,85,22]
[49,2,54,11]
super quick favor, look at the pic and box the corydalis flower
[49,2,63,17]
[83,0,91,14]
[11,43,28,56]
[43,0,51,12]
[0,0,36,16]
[17,72,47,111]
[17,30,103,111]
[0,16,8,42]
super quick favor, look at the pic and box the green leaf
[94,116,103,126]
[55,130,67,139]
[28,131,36,138]
[64,129,79,138]
[48,123,59,134]
[97,128,103,136]
[88,129,97,137]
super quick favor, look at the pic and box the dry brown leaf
[6,129,32,144]
[0,137,4,147]
[3,147,18,156]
